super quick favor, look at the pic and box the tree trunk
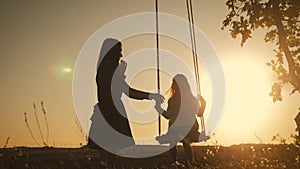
[272,0,300,91]
[295,112,300,139]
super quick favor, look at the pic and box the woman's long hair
[97,38,122,69]
[96,38,122,103]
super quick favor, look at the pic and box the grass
[0,144,299,169]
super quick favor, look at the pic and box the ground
[0,144,299,169]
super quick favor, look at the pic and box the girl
[155,74,207,168]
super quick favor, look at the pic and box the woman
[88,38,164,150]
[155,74,207,168]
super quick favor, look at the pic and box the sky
[0,0,299,147]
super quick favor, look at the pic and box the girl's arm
[155,100,175,119]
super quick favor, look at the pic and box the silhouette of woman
[88,38,164,150]
[155,74,206,167]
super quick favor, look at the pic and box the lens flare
[62,67,72,73]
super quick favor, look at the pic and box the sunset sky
[0,0,299,147]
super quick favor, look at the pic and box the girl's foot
[185,161,194,169]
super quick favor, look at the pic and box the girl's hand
[154,103,164,114]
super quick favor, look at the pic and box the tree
[222,0,300,102]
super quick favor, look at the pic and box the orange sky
[0,0,298,147]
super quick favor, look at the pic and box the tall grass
[2,137,10,149]
[75,116,88,146]
[24,112,40,146]
[41,101,50,144]
[24,101,50,147]
[33,103,47,146]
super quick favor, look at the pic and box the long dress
[88,60,150,151]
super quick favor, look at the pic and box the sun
[217,57,272,144]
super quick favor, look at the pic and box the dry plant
[2,137,10,148]
[24,101,50,147]
[33,103,46,146]
[75,116,88,146]
[24,112,40,146]
[41,101,50,144]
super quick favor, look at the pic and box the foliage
[222,0,300,102]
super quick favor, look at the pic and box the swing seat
[155,129,184,144]
[156,131,209,144]
[198,131,210,142]
[156,122,210,144]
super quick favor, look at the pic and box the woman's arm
[118,60,164,102]
[123,82,164,102]
[128,86,150,100]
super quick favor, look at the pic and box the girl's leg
[169,143,177,164]
[182,139,193,163]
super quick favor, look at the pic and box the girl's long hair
[167,74,194,102]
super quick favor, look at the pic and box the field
[0,144,299,169]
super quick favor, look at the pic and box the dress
[157,96,201,144]
[88,60,150,150]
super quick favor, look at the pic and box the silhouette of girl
[155,74,206,167]
[88,38,164,150]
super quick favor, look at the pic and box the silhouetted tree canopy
[222,0,300,102]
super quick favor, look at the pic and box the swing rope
[186,0,206,133]
[186,0,200,95]
[155,0,206,136]
[155,0,161,136]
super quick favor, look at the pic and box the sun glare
[218,57,272,144]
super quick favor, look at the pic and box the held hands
[149,93,165,105]
[149,93,165,114]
